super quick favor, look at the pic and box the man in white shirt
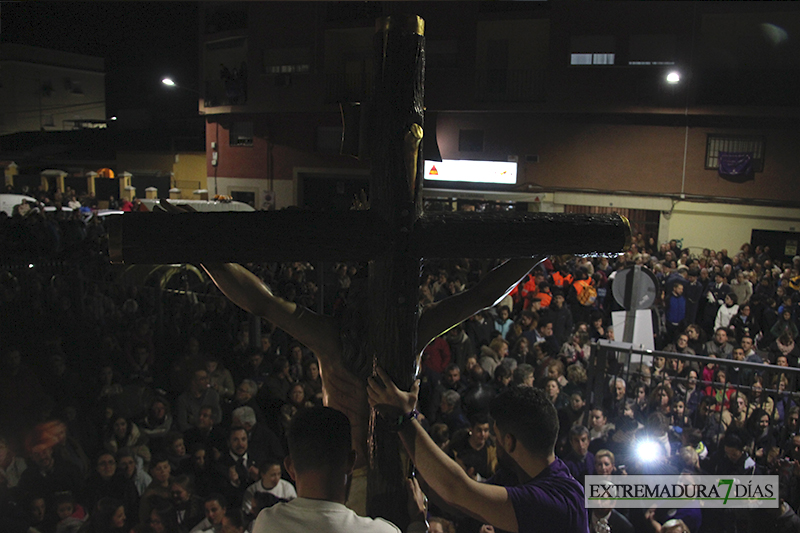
[242,458,297,518]
[252,407,426,533]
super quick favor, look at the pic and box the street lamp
[162,77,200,95]
[666,71,681,84]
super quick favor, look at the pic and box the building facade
[0,44,106,135]
[197,1,800,253]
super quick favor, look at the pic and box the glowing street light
[666,71,681,84]
[162,77,177,87]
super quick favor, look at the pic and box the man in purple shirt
[368,369,588,533]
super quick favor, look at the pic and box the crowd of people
[3,191,800,532]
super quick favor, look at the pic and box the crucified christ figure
[162,183,542,514]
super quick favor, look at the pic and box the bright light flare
[162,78,176,87]
[666,71,680,84]
[635,440,662,463]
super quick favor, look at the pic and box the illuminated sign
[424,159,517,185]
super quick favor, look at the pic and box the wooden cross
[110,14,629,527]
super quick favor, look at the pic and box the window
[230,121,253,147]
[570,35,615,65]
[459,130,484,152]
[705,134,765,172]
[628,34,677,66]
[263,47,311,75]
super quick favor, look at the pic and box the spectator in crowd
[183,406,227,462]
[188,493,228,533]
[206,355,235,400]
[561,425,594,487]
[82,451,139,521]
[169,474,205,531]
[448,413,498,481]
[242,458,296,519]
[139,455,173,525]
[117,448,151,497]
[175,368,222,433]
[79,496,128,533]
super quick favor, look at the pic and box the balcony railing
[474,69,546,102]
[204,79,248,107]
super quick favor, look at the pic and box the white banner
[423,160,517,184]
[585,475,779,509]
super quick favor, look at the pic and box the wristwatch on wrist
[390,408,420,432]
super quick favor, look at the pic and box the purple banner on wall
[718,152,755,182]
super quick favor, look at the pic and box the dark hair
[224,508,246,530]
[203,493,228,508]
[444,363,460,374]
[90,497,125,532]
[228,425,248,441]
[271,356,289,374]
[148,496,181,533]
[468,412,490,427]
[164,431,184,449]
[170,474,195,495]
[489,385,558,457]
[257,457,283,472]
[430,423,450,447]
[287,407,351,474]
[494,364,511,382]
[722,430,745,451]
[682,428,703,448]
[53,491,76,508]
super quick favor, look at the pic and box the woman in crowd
[543,377,569,410]
[205,355,235,400]
[280,383,314,434]
[78,497,128,533]
[558,330,591,366]
[647,383,674,418]
[138,397,173,444]
[301,359,323,406]
[104,417,149,463]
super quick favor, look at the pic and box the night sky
[1,2,200,122]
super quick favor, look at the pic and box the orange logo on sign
[429,165,438,175]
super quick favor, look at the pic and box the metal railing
[587,340,800,418]
[474,69,546,102]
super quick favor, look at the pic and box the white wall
[661,202,800,253]
[547,191,800,254]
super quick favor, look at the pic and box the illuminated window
[570,35,615,66]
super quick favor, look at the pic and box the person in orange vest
[551,265,573,290]
[530,281,553,310]
[510,273,538,312]
[569,268,596,325]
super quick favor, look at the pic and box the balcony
[474,69,546,103]
[204,78,247,107]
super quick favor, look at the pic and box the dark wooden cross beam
[110,15,629,527]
